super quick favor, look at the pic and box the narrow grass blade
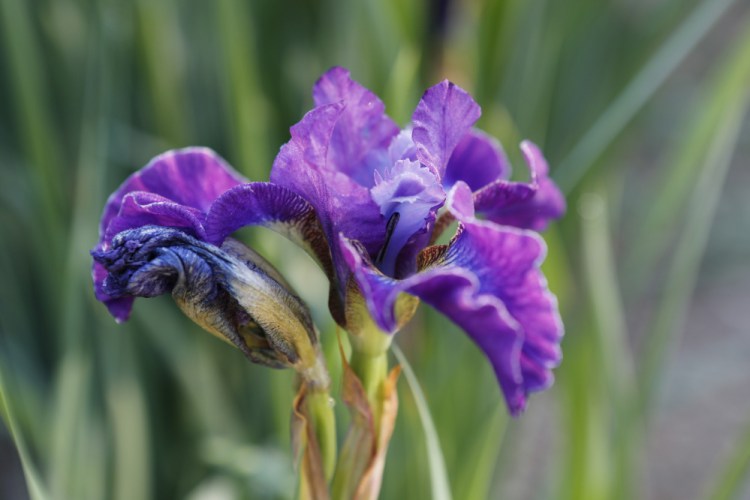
[101,331,152,500]
[0,0,66,216]
[580,189,636,401]
[474,0,522,106]
[638,92,748,409]
[580,186,641,500]
[625,19,750,284]
[554,0,736,194]
[216,0,271,178]
[392,344,452,500]
[557,330,614,500]
[0,369,49,500]
[706,413,750,500]
[454,406,508,500]
[134,0,189,145]
[0,0,67,306]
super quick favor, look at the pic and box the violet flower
[228,67,566,415]
[91,68,566,415]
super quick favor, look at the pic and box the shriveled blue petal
[412,81,481,180]
[370,160,445,277]
[474,141,565,231]
[94,191,208,322]
[92,262,134,322]
[444,129,510,191]
[271,102,386,313]
[312,67,399,185]
[340,182,563,415]
[205,182,333,278]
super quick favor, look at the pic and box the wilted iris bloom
[91,150,329,387]
[92,67,566,415]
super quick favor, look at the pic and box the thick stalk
[348,318,393,412]
[349,349,388,427]
[295,347,336,497]
[331,325,393,499]
[305,388,337,481]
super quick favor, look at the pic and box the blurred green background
[1,0,749,498]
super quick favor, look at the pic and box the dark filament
[375,212,400,264]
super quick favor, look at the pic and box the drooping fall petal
[340,183,563,415]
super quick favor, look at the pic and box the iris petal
[271,102,386,322]
[99,147,244,239]
[205,182,333,277]
[93,148,246,321]
[104,192,207,242]
[412,81,481,180]
[312,66,400,185]
[444,129,511,191]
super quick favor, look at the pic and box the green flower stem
[349,348,388,426]
[305,387,337,481]
[348,321,393,429]
[331,325,393,499]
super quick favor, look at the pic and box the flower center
[370,159,445,276]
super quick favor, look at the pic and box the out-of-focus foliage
[1,0,749,498]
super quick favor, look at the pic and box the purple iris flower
[91,67,566,415]
[233,67,565,414]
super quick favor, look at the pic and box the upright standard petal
[271,103,386,287]
[444,129,510,191]
[411,81,481,180]
[312,67,399,185]
[340,183,563,415]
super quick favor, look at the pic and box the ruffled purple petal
[104,192,207,243]
[473,180,536,214]
[412,81,481,180]
[444,129,510,191]
[312,67,399,185]
[474,141,565,231]
[205,182,333,277]
[271,102,386,285]
[340,182,563,415]
[99,148,245,238]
